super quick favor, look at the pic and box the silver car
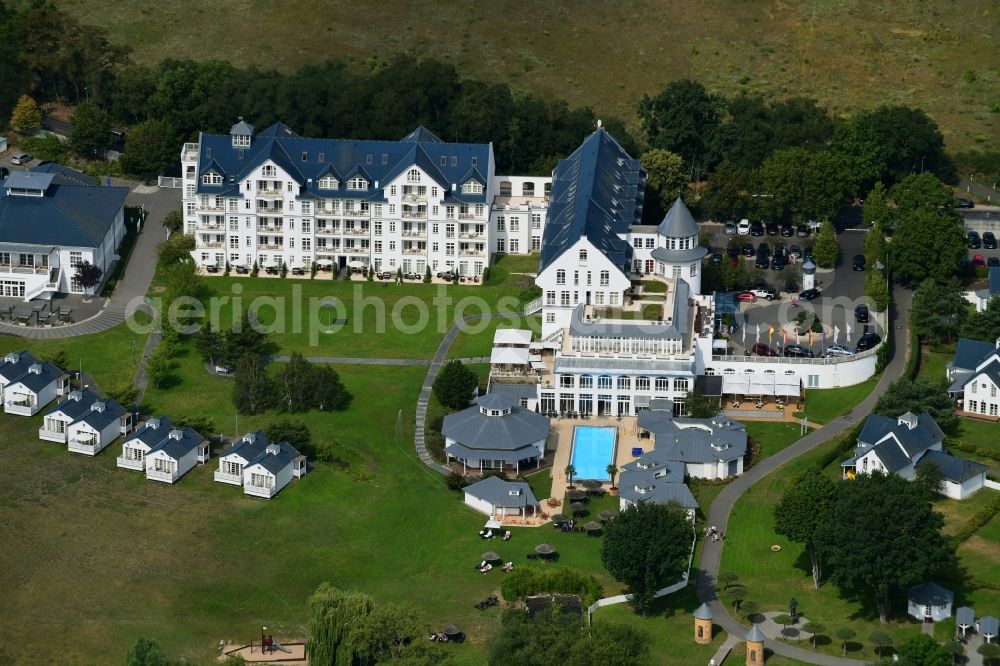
[823,344,855,358]
[724,220,737,235]
[10,152,31,165]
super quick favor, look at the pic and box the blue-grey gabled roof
[956,606,975,627]
[4,171,54,192]
[74,398,126,430]
[0,166,127,247]
[990,267,1000,295]
[463,476,538,509]
[979,616,999,637]
[618,468,697,509]
[9,362,64,392]
[230,119,254,136]
[45,388,101,420]
[30,163,98,187]
[907,581,953,606]
[147,427,205,460]
[857,412,944,459]
[220,430,270,464]
[538,128,644,273]
[401,126,444,144]
[916,450,988,483]
[246,441,301,474]
[952,338,997,372]
[195,123,491,205]
[657,197,700,237]
[442,402,549,452]
[0,350,38,383]
[125,416,174,448]
[636,403,747,464]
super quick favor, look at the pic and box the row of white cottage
[0,350,306,498]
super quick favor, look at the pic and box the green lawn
[423,362,490,463]
[745,421,804,460]
[446,314,541,360]
[949,417,1000,476]
[490,253,539,274]
[795,377,878,425]
[921,343,956,387]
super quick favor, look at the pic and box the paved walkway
[414,313,502,475]
[710,634,741,666]
[696,284,913,666]
[0,182,175,339]
[960,178,1000,202]
[270,355,488,366]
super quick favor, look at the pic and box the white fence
[985,479,1000,491]
[157,176,183,189]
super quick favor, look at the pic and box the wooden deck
[220,642,307,664]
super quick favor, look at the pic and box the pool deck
[548,416,649,499]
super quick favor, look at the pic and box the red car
[973,255,986,268]
[751,343,780,357]
[735,291,756,302]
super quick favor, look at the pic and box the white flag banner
[742,323,746,344]
[756,324,761,344]
[833,325,840,343]
[846,323,853,343]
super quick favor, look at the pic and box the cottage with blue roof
[66,398,131,456]
[241,441,307,499]
[946,337,1000,419]
[39,387,102,443]
[180,119,549,280]
[214,430,271,485]
[144,427,210,484]
[969,266,1000,312]
[842,411,987,499]
[0,165,127,300]
[0,350,38,401]
[3,360,69,416]
[117,416,174,471]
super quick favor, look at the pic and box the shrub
[952,496,1000,546]
[500,566,604,606]
[445,472,467,491]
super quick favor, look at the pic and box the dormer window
[318,176,338,190]
[407,169,420,183]
[232,134,250,148]
[461,180,483,195]
[348,177,368,191]
[202,172,223,185]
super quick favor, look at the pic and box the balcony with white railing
[0,264,50,276]
[38,424,67,443]
[68,436,102,456]
[199,241,224,249]
[183,143,199,162]
[259,242,284,251]
[402,209,426,219]
[342,227,369,236]
[116,451,145,471]
[197,219,224,231]
[5,395,36,416]
[459,233,485,240]
[458,212,477,220]
[315,226,339,236]
[198,201,224,212]
[402,193,425,203]
[343,246,368,254]
[244,481,277,499]
[147,468,178,484]
[214,468,244,485]
[403,248,425,255]
[257,225,284,233]
[257,189,283,200]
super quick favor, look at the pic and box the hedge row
[500,566,604,606]
[946,438,1000,462]
[905,332,922,380]
[951,495,1000,547]
[813,422,865,471]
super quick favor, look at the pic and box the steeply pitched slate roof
[657,197,700,237]
[45,388,101,420]
[9,362,64,392]
[867,439,915,473]
[442,403,549,452]
[75,398,126,430]
[401,126,444,144]
[463,476,538,509]
[916,450,988,483]
[246,442,301,474]
[858,412,944,457]
[148,427,205,459]
[195,123,490,205]
[126,416,174,448]
[0,172,127,247]
[636,405,747,464]
[220,431,270,464]
[952,338,997,372]
[617,470,698,508]
[0,350,38,383]
[538,128,644,273]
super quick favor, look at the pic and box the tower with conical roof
[652,197,708,295]
[745,625,765,666]
[801,258,816,292]
[693,602,713,644]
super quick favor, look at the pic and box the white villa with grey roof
[181,120,548,278]
[946,337,1000,419]
[442,393,549,474]
[145,427,210,484]
[2,360,69,416]
[214,431,306,498]
[842,412,987,499]
[463,475,540,518]
[0,165,127,299]
[65,398,130,456]
[117,416,174,471]
[39,387,102,443]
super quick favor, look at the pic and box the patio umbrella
[570,502,586,514]
[583,521,602,532]
[315,259,333,267]
[348,260,366,269]
[598,510,614,522]
[580,479,602,489]
[535,543,555,555]
[203,257,217,267]
[482,551,501,562]
[262,258,278,268]
[550,513,568,524]
[566,489,587,500]
[442,625,461,637]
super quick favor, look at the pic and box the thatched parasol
[570,501,586,514]
[482,551,501,562]
[442,624,461,637]
[598,510,615,522]
[550,513,569,524]
[535,543,556,555]
[583,521,602,532]
[580,479,603,489]
[566,489,587,501]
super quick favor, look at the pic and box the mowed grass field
[55,0,999,151]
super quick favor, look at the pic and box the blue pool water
[570,426,617,481]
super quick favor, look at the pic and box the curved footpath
[696,285,913,665]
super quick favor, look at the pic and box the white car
[737,219,751,235]
[823,344,855,358]
[751,287,776,301]
[10,152,31,165]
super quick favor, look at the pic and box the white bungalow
[906,582,953,623]
[3,361,69,416]
[241,442,306,499]
[39,388,101,443]
[144,427,209,484]
[463,475,540,518]
[117,416,173,471]
[66,399,131,455]
[0,350,38,401]
[213,430,269,486]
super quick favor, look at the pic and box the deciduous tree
[891,172,956,214]
[752,148,854,224]
[911,278,968,344]
[774,468,836,588]
[125,636,170,666]
[640,148,687,219]
[432,360,479,410]
[891,208,966,283]
[865,269,891,312]
[10,94,41,134]
[914,459,944,497]
[962,297,1000,342]
[233,354,272,415]
[812,220,840,268]
[74,261,104,295]
[70,100,112,157]
[306,583,374,666]
[874,377,957,433]
[898,633,950,666]
[638,79,721,170]
[120,118,178,180]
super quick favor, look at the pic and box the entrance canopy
[722,374,800,397]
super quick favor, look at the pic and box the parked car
[803,246,814,261]
[737,219,751,235]
[771,255,788,270]
[855,305,870,323]
[213,364,235,376]
[984,232,997,249]
[711,253,723,266]
[724,220,737,235]
[757,243,771,258]
[755,254,769,269]
[740,243,754,257]
[852,254,865,271]
[751,343,780,357]
[751,287,776,300]
[973,255,986,268]
[958,198,975,209]
[798,288,821,300]
[989,257,1000,268]
[750,221,764,237]
[795,224,811,237]
[10,152,31,165]
[783,344,815,358]
[824,344,856,358]
[855,333,882,352]
[726,246,740,259]
[968,231,982,249]
[765,222,778,236]
[735,290,756,302]
[789,245,802,260]
[780,224,794,237]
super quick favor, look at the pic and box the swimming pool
[570,426,618,482]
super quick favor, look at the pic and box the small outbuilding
[956,607,975,636]
[463,475,539,518]
[907,581,953,623]
[979,615,999,643]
